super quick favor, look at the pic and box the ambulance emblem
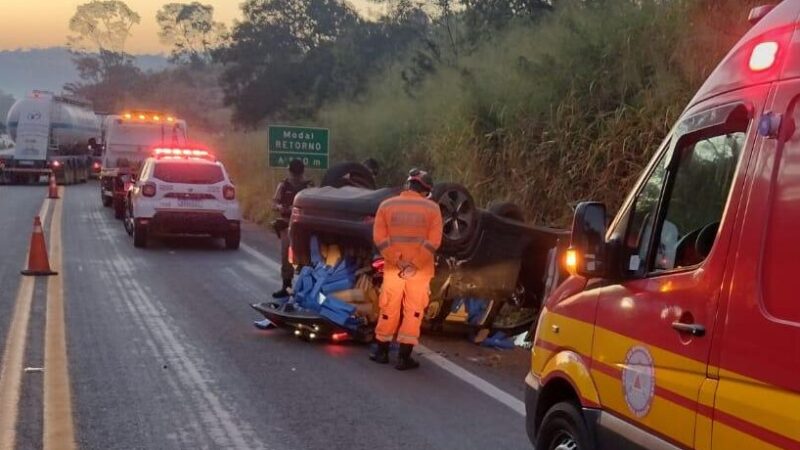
[622,345,655,417]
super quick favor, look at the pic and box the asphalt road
[0,182,533,450]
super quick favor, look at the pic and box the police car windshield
[153,161,224,184]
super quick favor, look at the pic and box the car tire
[321,162,376,189]
[536,401,594,450]
[225,230,241,250]
[113,197,125,220]
[431,182,477,250]
[488,201,525,222]
[102,194,112,208]
[133,222,148,248]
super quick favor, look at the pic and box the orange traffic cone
[48,174,59,199]
[21,216,57,276]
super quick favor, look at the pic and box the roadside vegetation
[64,0,761,227]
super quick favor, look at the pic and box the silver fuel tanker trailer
[4,90,101,184]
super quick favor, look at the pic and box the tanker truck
[4,90,101,184]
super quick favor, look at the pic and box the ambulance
[526,3,800,449]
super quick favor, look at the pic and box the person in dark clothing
[271,159,313,298]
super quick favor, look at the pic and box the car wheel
[113,197,125,220]
[133,222,148,248]
[536,402,594,450]
[225,230,241,250]
[431,182,477,249]
[123,200,135,236]
[102,193,112,207]
[488,201,525,222]
[321,162,376,189]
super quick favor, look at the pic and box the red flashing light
[51,160,61,168]
[153,148,213,160]
[750,41,779,72]
[331,332,349,342]
[93,162,101,169]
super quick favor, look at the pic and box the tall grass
[213,0,760,227]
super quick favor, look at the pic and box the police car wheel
[537,401,593,450]
[133,223,148,248]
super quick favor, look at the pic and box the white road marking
[240,243,282,273]
[416,344,526,416]
[244,240,528,417]
[91,223,269,449]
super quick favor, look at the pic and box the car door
[590,99,758,449]
[710,80,800,450]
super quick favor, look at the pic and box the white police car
[123,148,242,249]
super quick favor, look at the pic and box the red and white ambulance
[527,3,800,449]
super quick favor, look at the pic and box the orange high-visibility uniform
[373,190,443,345]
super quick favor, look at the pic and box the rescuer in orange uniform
[370,169,442,370]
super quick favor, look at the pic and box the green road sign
[268,125,330,169]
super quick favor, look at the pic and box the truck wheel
[321,162,376,189]
[536,402,594,450]
[431,183,477,250]
[133,222,148,248]
[488,201,525,222]
[113,197,125,220]
[225,230,241,250]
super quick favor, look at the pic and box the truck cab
[526,3,800,449]
[99,112,188,219]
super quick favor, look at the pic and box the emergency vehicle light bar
[153,148,214,160]
[122,112,176,122]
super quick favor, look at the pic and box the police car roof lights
[153,148,215,161]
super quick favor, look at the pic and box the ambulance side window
[622,109,748,276]
[653,132,744,271]
[623,153,669,276]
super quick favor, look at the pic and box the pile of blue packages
[288,237,364,331]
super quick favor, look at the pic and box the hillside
[0,48,168,99]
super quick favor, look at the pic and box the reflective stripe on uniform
[381,198,439,212]
[390,236,425,244]
[376,239,392,251]
[423,241,437,253]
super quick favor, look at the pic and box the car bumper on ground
[525,372,541,446]
[140,211,239,236]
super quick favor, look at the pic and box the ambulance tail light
[142,182,157,197]
[223,185,236,200]
[749,41,779,72]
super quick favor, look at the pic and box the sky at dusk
[0,0,382,54]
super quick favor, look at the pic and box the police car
[123,147,241,249]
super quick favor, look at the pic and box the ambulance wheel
[536,402,593,450]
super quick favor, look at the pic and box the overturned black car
[259,162,570,337]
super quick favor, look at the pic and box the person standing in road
[370,169,442,370]
[271,159,313,298]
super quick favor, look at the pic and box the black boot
[369,341,390,364]
[395,344,420,371]
[272,280,292,299]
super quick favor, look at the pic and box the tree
[214,0,361,126]
[156,3,227,64]
[67,0,140,55]
[65,1,142,111]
